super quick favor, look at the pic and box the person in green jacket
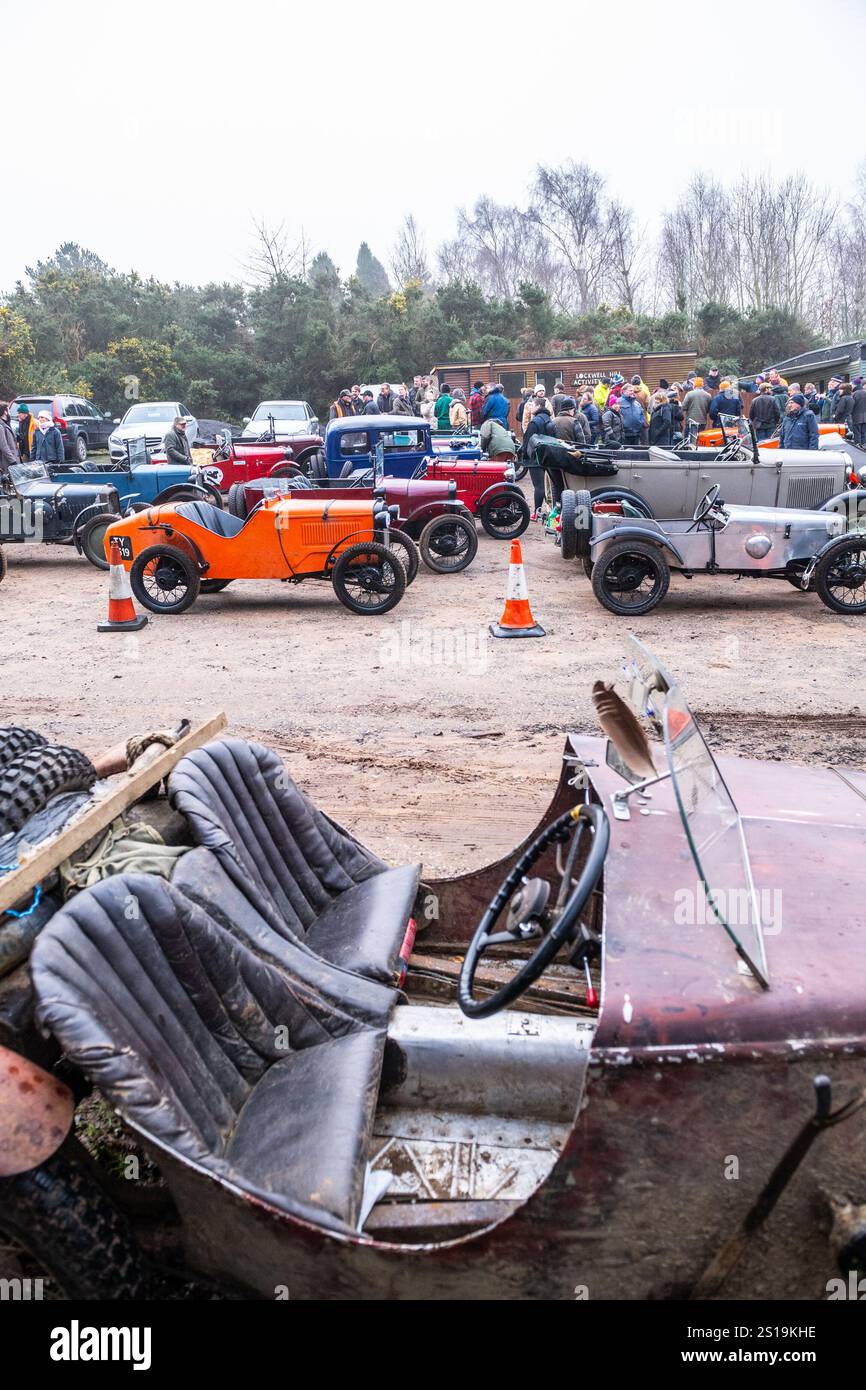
[434,384,453,431]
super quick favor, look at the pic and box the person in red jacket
[468,381,484,428]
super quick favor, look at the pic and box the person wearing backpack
[523,398,557,518]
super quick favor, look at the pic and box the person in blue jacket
[779,393,819,450]
[480,382,510,427]
[618,385,645,445]
[32,410,66,463]
[579,390,601,443]
[709,381,743,426]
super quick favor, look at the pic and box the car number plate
[115,535,134,561]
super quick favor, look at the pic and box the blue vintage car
[51,441,224,567]
[321,416,481,481]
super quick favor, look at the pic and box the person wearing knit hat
[709,379,742,427]
[779,390,818,449]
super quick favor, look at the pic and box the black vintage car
[0,461,122,572]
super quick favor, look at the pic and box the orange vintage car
[697,421,848,448]
[103,495,406,616]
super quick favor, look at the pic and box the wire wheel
[130,545,200,614]
[815,539,866,614]
[419,514,478,573]
[331,541,406,614]
[591,540,670,616]
[479,492,530,539]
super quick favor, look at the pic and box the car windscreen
[252,404,305,421]
[620,636,770,988]
[122,406,175,424]
[15,401,52,418]
[9,462,50,484]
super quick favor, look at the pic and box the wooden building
[430,351,697,422]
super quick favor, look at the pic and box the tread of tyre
[0,1151,148,1300]
[560,490,578,560]
[0,744,96,838]
[0,726,47,772]
[227,482,247,518]
[574,489,592,559]
[591,539,670,616]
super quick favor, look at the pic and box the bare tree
[658,174,733,316]
[245,217,311,283]
[391,215,431,287]
[529,162,611,313]
[606,200,646,312]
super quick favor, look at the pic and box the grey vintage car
[571,482,866,616]
[534,431,862,519]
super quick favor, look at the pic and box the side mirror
[242,416,251,424]
[113,417,121,424]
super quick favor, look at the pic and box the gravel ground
[1,488,862,876]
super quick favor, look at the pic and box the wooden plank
[0,713,227,917]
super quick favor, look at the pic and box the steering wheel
[693,482,721,524]
[458,803,609,1018]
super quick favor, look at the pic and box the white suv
[108,402,198,461]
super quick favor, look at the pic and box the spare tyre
[0,745,97,840]
[227,483,247,518]
[0,727,47,772]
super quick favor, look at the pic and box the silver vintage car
[534,428,864,520]
[572,482,866,616]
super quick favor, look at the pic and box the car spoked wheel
[419,514,478,573]
[130,545,201,614]
[331,541,407,614]
[479,492,530,539]
[386,529,420,585]
[815,539,866,614]
[591,540,670,616]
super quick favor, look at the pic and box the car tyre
[130,545,200,615]
[306,449,327,480]
[0,546,6,585]
[419,514,478,573]
[199,579,232,594]
[75,434,88,463]
[479,491,530,540]
[814,538,866,614]
[331,541,406,615]
[78,512,118,570]
[559,490,578,560]
[0,726,47,771]
[227,483,247,518]
[387,529,420,585]
[591,540,670,616]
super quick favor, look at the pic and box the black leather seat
[32,875,387,1233]
[172,847,396,1027]
[173,501,247,538]
[168,739,419,985]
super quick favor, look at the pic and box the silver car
[536,429,863,519]
[574,482,866,616]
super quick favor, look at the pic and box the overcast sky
[4,0,864,292]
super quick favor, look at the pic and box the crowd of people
[0,402,66,467]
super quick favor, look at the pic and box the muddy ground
[1,491,861,876]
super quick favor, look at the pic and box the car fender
[590,524,685,565]
[477,481,524,506]
[71,501,119,550]
[588,486,655,518]
[818,487,866,518]
[152,483,216,507]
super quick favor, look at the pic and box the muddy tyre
[331,542,406,615]
[591,540,670,616]
[0,744,96,838]
[0,1150,148,1300]
[130,545,200,615]
[0,727,47,771]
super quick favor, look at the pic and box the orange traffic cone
[490,538,545,639]
[97,539,148,633]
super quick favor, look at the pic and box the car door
[627,452,698,518]
[90,401,113,449]
[65,398,89,456]
[693,451,757,508]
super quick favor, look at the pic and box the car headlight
[504,465,516,481]
[109,434,120,447]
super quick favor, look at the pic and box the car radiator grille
[301,521,352,546]
[785,474,836,509]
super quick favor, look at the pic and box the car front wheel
[814,539,866,614]
[591,540,670,616]
[331,541,406,614]
[130,545,200,614]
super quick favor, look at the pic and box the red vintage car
[235,470,478,574]
[421,457,530,539]
[204,432,325,491]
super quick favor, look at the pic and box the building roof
[765,341,866,376]
[431,351,696,371]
